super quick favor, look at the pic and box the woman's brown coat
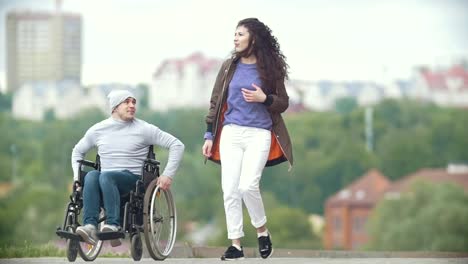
[205,57,293,169]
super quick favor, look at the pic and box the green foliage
[0,98,467,250]
[44,108,56,122]
[265,109,376,212]
[367,182,468,251]
[335,97,357,114]
[174,152,222,223]
[0,182,66,245]
[376,127,433,180]
[0,241,64,258]
[0,92,12,112]
[136,83,150,110]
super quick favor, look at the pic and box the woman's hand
[202,140,213,157]
[241,83,267,103]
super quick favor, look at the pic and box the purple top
[223,62,272,130]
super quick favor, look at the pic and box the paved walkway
[1,257,468,264]
[3,245,467,264]
[186,246,468,259]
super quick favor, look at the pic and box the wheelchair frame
[56,146,177,262]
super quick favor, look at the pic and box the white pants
[219,124,271,239]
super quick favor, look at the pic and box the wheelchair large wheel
[143,180,177,260]
[78,210,104,261]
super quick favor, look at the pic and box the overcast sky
[0,0,467,89]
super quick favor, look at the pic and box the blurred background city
[0,0,467,257]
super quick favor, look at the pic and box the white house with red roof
[149,52,223,111]
[414,63,468,107]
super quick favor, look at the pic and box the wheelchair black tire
[66,226,78,262]
[143,179,177,260]
[130,233,143,261]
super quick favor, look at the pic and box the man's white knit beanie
[107,90,135,112]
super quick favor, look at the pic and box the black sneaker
[221,245,244,261]
[258,234,273,259]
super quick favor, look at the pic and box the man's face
[114,97,136,121]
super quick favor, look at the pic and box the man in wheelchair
[70,90,184,247]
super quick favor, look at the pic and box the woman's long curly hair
[234,18,289,94]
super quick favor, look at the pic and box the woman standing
[202,18,293,260]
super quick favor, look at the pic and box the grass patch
[0,241,64,258]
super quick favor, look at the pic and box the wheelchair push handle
[145,158,160,166]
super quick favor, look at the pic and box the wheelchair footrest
[56,229,84,242]
[96,231,125,240]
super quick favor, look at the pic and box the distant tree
[429,109,468,164]
[0,183,66,245]
[0,113,13,181]
[44,109,55,122]
[376,127,434,180]
[136,83,149,110]
[367,181,468,252]
[0,92,12,112]
[267,206,322,249]
[335,97,357,114]
[264,111,376,213]
[172,151,222,223]
[373,99,436,130]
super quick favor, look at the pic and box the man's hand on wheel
[157,175,172,190]
[74,181,82,192]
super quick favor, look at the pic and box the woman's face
[234,25,251,53]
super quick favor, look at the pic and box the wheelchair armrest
[145,158,160,166]
[78,159,97,169]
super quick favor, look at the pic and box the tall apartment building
[6,9,81,92]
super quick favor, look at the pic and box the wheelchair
[56,146,177,261]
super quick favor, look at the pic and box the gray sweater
[71,117,184,181]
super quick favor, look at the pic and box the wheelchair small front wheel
[78,239,103,261]
[66,227,78,262]
[130,233,143,261]
[143,180,177,260]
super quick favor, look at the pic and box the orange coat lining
[211,104,284,162]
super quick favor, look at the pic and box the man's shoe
[76,224,97,245]
[258,234,273,259]
[221,245,244,261]
[101,224,122,247]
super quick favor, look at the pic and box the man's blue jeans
[82,170,140,227]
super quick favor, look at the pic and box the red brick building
[323,165,468,250]
[323,169,391,250]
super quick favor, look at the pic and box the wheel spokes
[143,180,177,260]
